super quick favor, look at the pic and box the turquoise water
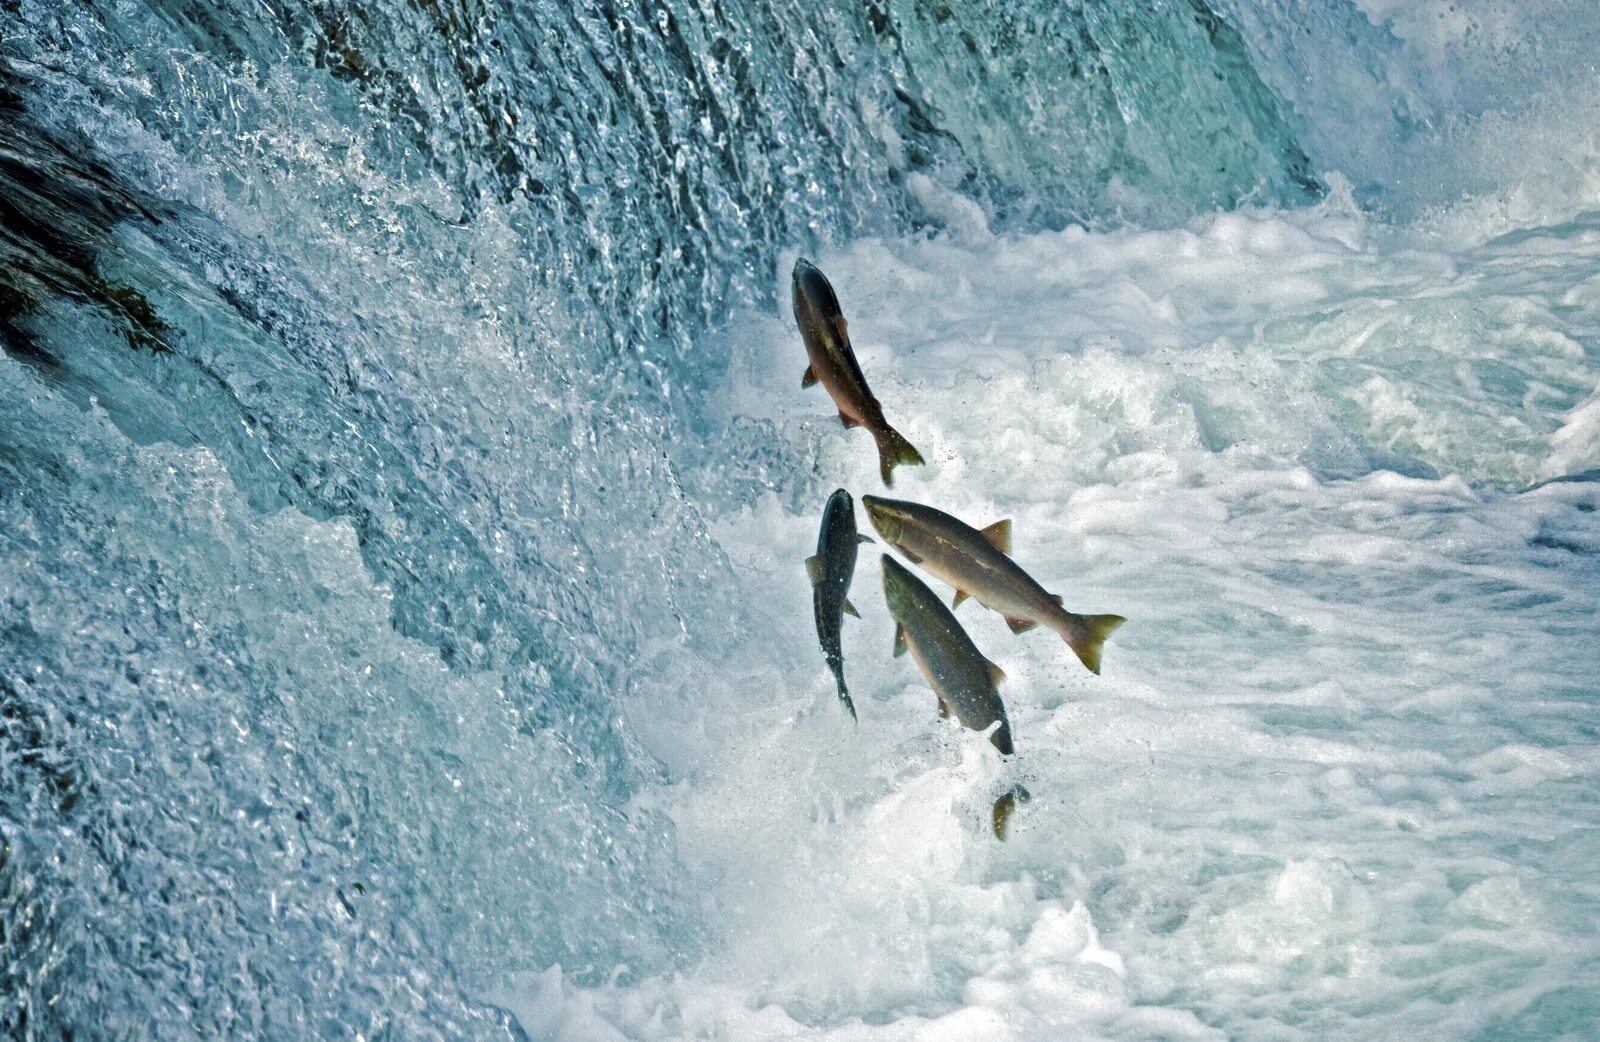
[1,2,1597,1038]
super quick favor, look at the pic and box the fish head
[791,257,841,326]
[879,553,918,616]
[821,488,859,552]
[860,494,907,545]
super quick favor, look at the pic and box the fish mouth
[792,257,822,296]
[879,553,909,589]
[791,257,834,309]
[860,495,901,541]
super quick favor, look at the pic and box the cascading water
[3,1,1598,1039]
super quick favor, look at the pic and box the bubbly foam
[513,199,1600,1038]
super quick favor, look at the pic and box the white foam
[500,197,1600,1039]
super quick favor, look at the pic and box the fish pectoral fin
[833,315,849,343]
[900,547,923,564]
[805,555,824,586]
[980,519,1013,555]
[857,533,875,545]
[892,623,908,658]
[951,588,970,609]
[801,365,819,389]
[842,599,860,618]
[1004,615,1038,634]
[937,696,951,718]
[839,411,861,428]
[986,659,1007,686]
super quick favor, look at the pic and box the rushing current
[3,1,1598,1038]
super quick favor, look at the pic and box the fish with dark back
[880,554,1013,753]
[806,489,872,720]
[880,553,1030,839]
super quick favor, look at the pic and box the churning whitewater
[2,1,1598,1040]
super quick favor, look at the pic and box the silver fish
[863,495,1125,674]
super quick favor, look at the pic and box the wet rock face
[0,78,176,367]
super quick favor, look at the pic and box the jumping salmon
[806,489,871,719]
[880,554,1013,755]
[863,495,1125,674]
[792,258,924,485]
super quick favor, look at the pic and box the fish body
[862,495,1124,674]
[791,258,924,485]
[880,554,1013,755]
[806,489,869,719]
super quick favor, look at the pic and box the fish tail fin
[989,721,1014,756]
[872,424,924,486]
[1063,613,1125,675]
[829,661,857,721]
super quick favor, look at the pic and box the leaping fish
[806,489,872,719]
[791,258,924,485]
[881,554,1026,840]
[863,495,1125,674]
[880,554,1014,755]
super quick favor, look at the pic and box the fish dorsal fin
[1004,615,1038,635]
[952,589,970,609]
[857,533,874,545]
[834,315,849,343]
[842,599,860,618]
[892,623,908,657]
[986,659,1007,686]
[981,519,1013,555]
[805,555,824,586]
[801,365,819,389]
[1052,594,1064,605]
